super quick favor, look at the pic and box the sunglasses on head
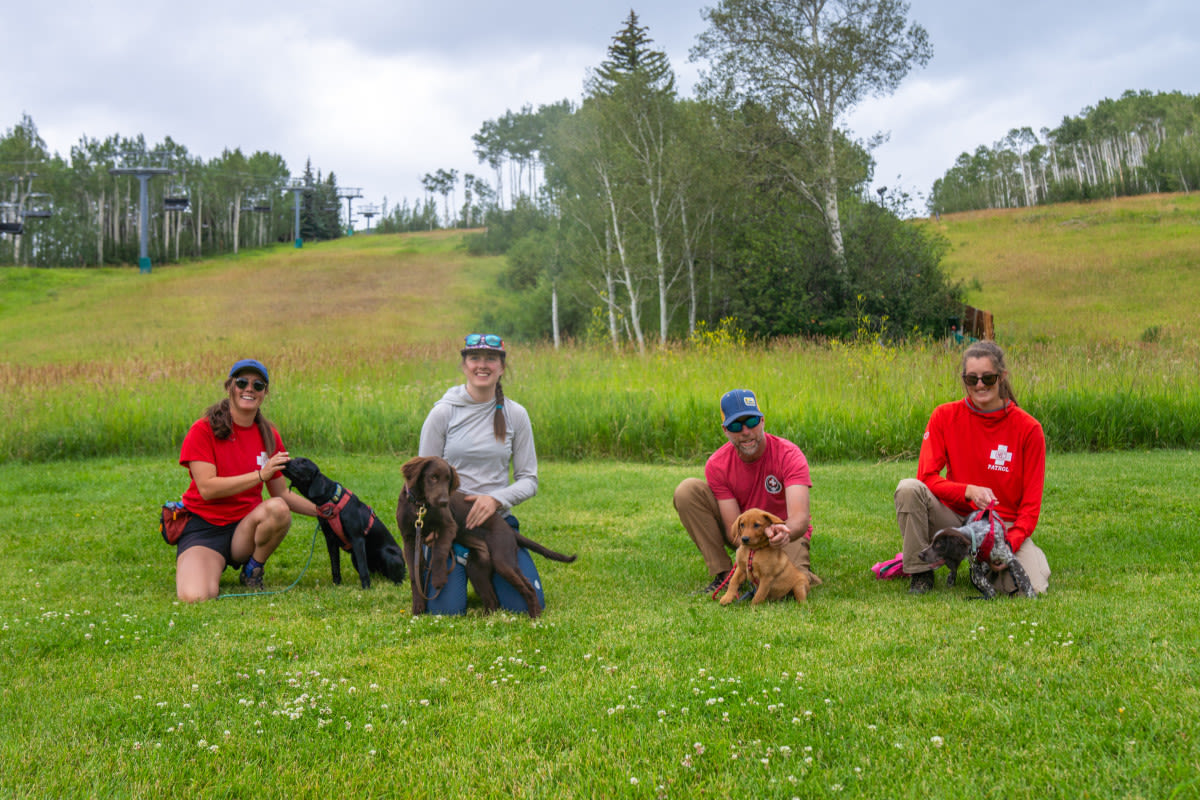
[724,415,762,433]
[962,373,1000,387]
[234,376,267,392]
[464,333,503,348]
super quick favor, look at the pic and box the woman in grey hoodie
[418,334,538,531]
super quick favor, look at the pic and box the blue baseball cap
[720,389,761,427]
[228,358,269,384]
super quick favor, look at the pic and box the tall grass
[2,209,1199,463]
[3,335,1197,462]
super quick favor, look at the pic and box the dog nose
[741,536,750,544]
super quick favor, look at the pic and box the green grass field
[1,196,1198,797]
[2,452,1197,798]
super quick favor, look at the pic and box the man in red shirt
[674,389,821,596]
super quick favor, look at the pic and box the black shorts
[176,513,243,569]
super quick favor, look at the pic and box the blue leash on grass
[217,518,320,600]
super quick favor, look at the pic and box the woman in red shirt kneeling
[895,341,1051,596]
[175,359,319,601]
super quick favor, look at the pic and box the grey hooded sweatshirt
[418,384,538,515]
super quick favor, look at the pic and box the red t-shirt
[917,399,1046,551]
[179,417,284,526]
[705,433,813,538]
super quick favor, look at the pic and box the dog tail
[515,533,577,563]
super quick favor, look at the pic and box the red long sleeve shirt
[917,399,1046,551]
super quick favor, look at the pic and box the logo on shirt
[988,444,1013,473]
[257,452,268,470]
[764,474,783,495]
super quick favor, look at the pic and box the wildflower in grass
[931,736,944,747]
[630,777,638,785]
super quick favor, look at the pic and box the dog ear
[448,463,460,494]
[401,457,425,491]
[764,511,784,526]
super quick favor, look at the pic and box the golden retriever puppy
[719,509,809,605]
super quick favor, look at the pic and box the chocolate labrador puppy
[397,455,576,617]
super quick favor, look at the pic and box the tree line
[929,90,1200,215]
[466,2,958,346]
[0,119,346,267]
[4,1,967,345]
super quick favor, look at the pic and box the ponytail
[492,379,507,442]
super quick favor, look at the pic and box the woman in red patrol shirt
[894,341,1051,596]
[175,359,320,601]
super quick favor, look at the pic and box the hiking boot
[696,570,730,595]
[908,571,934,595]
[240,565,265,591]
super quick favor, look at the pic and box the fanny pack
[160,500,191,545]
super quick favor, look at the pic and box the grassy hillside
[927,192,1200,343]
[1,197,1197,463]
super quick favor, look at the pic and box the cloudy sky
[4,1,1198,223]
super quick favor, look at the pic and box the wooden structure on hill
[949,304,994,343]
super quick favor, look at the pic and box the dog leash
[407,502,446,602]
[710,553,758,602]
[217,518,320,600]
[975,500,1001,564]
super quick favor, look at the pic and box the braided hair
[961,340,1019,407]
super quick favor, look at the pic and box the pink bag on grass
[870,552,906,580]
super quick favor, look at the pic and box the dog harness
[963,504,1008,564]
[317,484,375,552]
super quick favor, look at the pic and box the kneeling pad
[492,547,545,614]
[422,543,468,616]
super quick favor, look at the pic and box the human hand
[766,523,791,549]
[464,494,499,529]
[260,450,290,480]
[966,484,997,509]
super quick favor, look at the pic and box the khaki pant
[894,478,1050,594]
[673,477,820,584]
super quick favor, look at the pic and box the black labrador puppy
[282,457,407,589]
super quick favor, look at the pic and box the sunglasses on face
[464,333,503,348]
[234,377,267,392]
[724,415,762,433]
[962,373,1000,387]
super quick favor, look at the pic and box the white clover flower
[931,736,944,747]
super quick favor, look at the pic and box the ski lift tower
[358,203,379,232]
[287,178,312,248]
[337,187,362,235]
[109,153,173,273]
